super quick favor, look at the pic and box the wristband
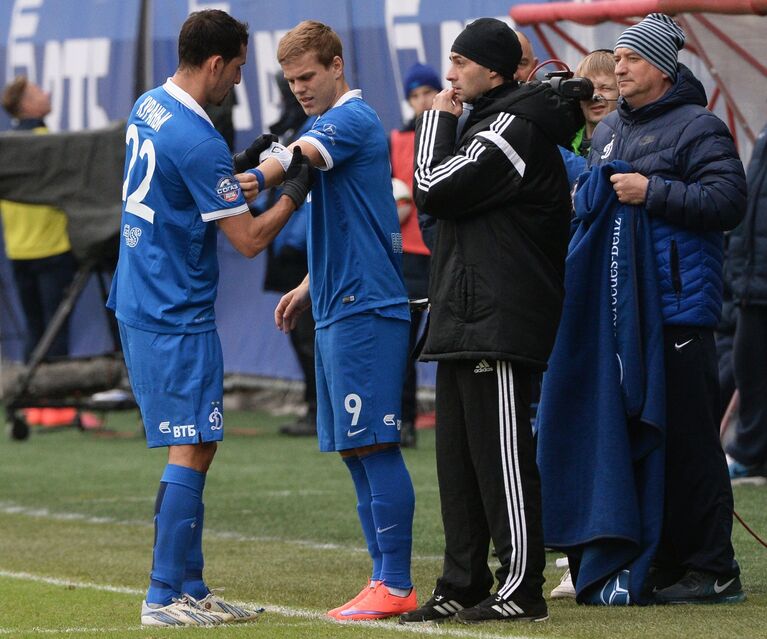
[247,168,265,192]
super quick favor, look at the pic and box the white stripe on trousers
[496,361,527,598]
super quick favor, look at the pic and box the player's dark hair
[178,9,249,69]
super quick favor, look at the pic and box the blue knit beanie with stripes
[615,13,685,80]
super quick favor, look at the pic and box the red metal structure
[510,0,767,159]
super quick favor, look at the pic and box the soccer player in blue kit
[106,10,313,627]
[243,20,418,621]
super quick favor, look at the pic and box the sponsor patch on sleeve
[215,176,241,203]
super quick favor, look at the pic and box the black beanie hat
[451,18,522,80]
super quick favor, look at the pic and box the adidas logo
[491,599,526,617]
[474,359,493,374]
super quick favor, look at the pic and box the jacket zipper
[670,239,682,309]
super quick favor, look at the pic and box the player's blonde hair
[277,20,343,67]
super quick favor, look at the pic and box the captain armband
[258,142,293,173]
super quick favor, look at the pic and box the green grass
[0,407,766,638]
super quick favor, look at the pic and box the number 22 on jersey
[123,123,156,224]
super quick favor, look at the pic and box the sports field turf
[1,406,765,638]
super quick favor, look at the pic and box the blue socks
[343,455,383,581]
[358,447,415,590]
[146,452,413,605]
[146,464,206,606]
[182,502,209,600]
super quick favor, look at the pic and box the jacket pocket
[447,266,468,321]
[465,265,475,319]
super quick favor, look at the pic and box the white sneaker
[195,592,264,623]
[140,596,227,626]
[550,569,576,599]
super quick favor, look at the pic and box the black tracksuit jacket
[414,82,582,371]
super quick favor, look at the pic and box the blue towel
[536,161,666,605]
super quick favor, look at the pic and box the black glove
[231,133,278,173]
[281,147,314,208]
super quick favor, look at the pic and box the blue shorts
[315,312,409,452]
[118,322,224,448]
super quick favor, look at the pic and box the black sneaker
[728,457,767,486]
[399,594,470,623]
[654,569,745,604]
[642,564,685,599]
[399,421,417,448]
[455,594,548,623]
[278,416,316,437]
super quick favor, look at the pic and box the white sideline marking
[85,496,155,503]
[0,570,140,594]
[0,569,543,639]
[0,628,127,635]
[261,489,333,497]
[0,501,442,561]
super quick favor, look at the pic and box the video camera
[540,71,593,101]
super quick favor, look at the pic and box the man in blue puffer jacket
[588,13,747,604]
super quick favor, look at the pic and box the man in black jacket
[400,18,581,624]
[725,121,767,482]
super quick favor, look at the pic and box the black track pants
[728,306,767,466]
[655,326,736,576]
[433,359,545,604]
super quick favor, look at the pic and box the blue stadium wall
[0,0,543,384]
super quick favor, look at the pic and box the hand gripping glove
[259,140,294,172]
[281,147,314,208]
[231,133,278,173]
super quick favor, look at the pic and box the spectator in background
[514,31,539,82]
[264,73,317,437]
[1,77,76,363]
[390,62,441,447]
[716,249,738,427]
[204,90,236,152]
[510,32,549,439]
[0,76,100,429]
[573,50,619,157]
[724,120,767,483]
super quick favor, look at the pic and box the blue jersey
[300,90,408,328]
[107,79,249,333]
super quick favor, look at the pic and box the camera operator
[574,50,619,157]
[400,18,582,624]
[1,77,76,365]
[558,50,618,186]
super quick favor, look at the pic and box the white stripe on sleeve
[201,203,249,222]
[476,130,526,178]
